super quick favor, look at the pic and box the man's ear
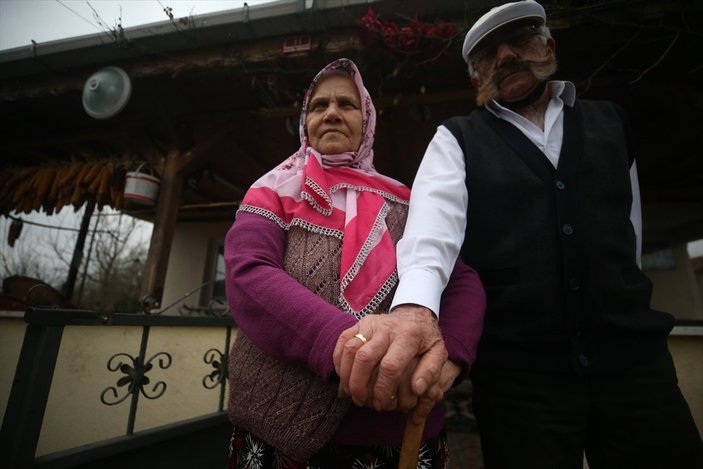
[546,36,556,54]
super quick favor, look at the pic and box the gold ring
[354,332,368,344]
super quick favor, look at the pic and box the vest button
[569,278,580,290]
[562,224,574,235]
[578,353,590,367]
[555,180,566,190]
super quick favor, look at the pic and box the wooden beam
[62,199,95,303]
[0,33,363,101]
[178,126,235,176]
[140,148,185,309]
[0,128,157,155]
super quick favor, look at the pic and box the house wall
[160,221,232,316]
[0,312,25,426]
[669,331,703,436]
[646,243,703,320]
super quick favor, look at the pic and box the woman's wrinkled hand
[410,359,461,424]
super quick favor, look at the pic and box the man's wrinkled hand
[333,304,447,411]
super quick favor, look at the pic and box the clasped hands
[333,305,460,424]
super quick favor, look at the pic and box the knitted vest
[443,100,674,374]
[283,200,407,313]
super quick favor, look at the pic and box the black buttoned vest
[443,100,674,374]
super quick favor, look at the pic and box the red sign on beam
[283,36,313,54]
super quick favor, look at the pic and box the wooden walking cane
[398,415,426,469]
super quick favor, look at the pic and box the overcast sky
[0,0,275,50]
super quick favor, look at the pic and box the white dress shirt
[391,81,642,316]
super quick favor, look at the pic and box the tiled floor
[448,430,483,468]
[444,383,591,468]
[444,380,484,468]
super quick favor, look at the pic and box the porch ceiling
[1,0,702,246]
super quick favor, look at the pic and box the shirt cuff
[391,269,445,316]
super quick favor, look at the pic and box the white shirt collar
[550,80,576,107]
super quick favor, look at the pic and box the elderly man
[389,0,703,467]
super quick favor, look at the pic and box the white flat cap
[462,0,546,64]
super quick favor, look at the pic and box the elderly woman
[224,58,485,468]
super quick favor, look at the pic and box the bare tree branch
[629,32,680,85]
[580,29,640,94]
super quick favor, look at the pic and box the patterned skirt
[228,425,449,469]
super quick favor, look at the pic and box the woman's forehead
[310,72,358,96]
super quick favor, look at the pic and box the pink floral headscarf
[237,58,410,318]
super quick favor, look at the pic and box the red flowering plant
[358,7,459,62]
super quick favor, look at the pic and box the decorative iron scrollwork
[207,297,230,318]
[26,283,60,308]
[101,351,172,405]
[178,297,230,318]
[202,348,227,389]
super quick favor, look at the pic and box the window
[642,247,676,271]
[212,244,226,301]
[193,241,228,317]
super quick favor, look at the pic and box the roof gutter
[0,0,377,78]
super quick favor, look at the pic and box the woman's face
[305,74,363,154]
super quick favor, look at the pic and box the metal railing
[0,307,235,468]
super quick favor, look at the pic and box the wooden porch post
[63,199,96,303]
[140,148,185,310]
[138,127,230,311]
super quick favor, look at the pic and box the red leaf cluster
[358,7,457,52]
